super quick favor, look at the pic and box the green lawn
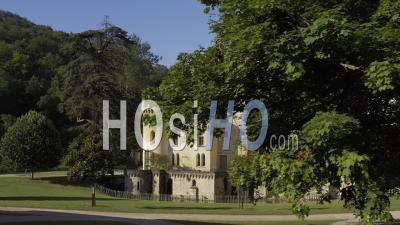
[171,221,339,225]
[0,172,398,215]
[0,170,68,177]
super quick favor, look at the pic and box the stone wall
[125,169,153,194]
[168,170,228,200]
[125,169,230,200]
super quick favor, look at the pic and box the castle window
[176,153,180,166]
[192,180,196,187]
[196,153,200,167]
[201,154,206,166]
[173,136,178,145]
[198,136,204,146]
[137,181,140,191]
[172,154,175,166]
[150,131,155,142]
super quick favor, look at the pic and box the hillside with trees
[0,11,167,177]
[1,1,400,223]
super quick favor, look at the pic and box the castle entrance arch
[166,178,173,195]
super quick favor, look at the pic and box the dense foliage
[0,11,166,175]
[0,111,62,179]
[144,0,400,223]
[65,131,114,181]
[0,2,399,223]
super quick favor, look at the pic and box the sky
[0,0,215,67]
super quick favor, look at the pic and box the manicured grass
[1,222,134,225]
[0,170,67,177]
[0,172,398,216]
[172,221,339,225]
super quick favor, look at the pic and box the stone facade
[124,112,245,200]
[125,169,230,201]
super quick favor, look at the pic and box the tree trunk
[238,190,241,209]
[241,194,244,209]
[31,169,34,180]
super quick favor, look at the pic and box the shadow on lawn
[0,210,167,225]
[39,176,92,188]
[40,175,124,189]
[0,196,123,201]
[143,206,233,211]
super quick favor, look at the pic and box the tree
[0,114,17,173]
[0,11,166,170]
[145,0,400,223]
[0,111,62,179]
[0,11,66,117]
[255,112,379,220]
[229,154,261,208]
[51,20,167,168]
[0,114,16,136]
[65,129,114,181]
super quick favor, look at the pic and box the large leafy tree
[146,0,400,223]
[0,111,62,179]
[229,154,261,208]
[50,19,167,174]
[0,11,166,175]
[65,130,114,181]
[52,19,165,124]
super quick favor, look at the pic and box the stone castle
[124,111,246,201]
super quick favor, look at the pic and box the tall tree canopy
[144,0,400,223]
[0,11,167,174]
[0,111,62,179]
[0,11,67,116]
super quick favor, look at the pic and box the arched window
[173,136,178,145]
[198,136,204,146]
[196,153,200,167]
[201,154,206,166]
[192,180,196,187]
[150,130,155,142]
[137,181,140,191]
[176,153,180,166]
[171,154,175,166]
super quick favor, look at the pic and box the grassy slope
[0,172,398,215]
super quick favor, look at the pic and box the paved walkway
[1,207,400,225]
